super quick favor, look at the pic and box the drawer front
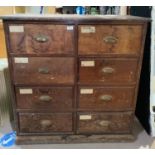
[79,58,138,85]
[78,25,143,55]
[12,57,75,85]
[78,87,135,111]
[19,113,73,133]
[16,87,73,110]
[77,112,133,134]
[9,24,74,55]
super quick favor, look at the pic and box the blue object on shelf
[76,6,85,15]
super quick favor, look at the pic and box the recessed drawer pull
[34,34,49,43]
[39,95,52,102]
[100,95,112,102]
[40,120,52,127]
[102,67,115,74]
[104,36,118,44]
[38,67,49,74]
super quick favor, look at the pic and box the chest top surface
[0,14,150,23]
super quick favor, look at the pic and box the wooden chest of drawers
[1,15,149,144]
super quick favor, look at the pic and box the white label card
[81,26,96,33]
[81,61,95,67]
[67,26,74,30]
[19,89,33,94]
[80,89,93,94]
[14,58,28,63]
[9,25,24,33]
[79,115,92,120]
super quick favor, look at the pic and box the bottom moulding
[16,134,135,145]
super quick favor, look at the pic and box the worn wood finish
[12,57,75,85]
[15,86,74,110]
[16,134,135,144]
[79,58,138,85]
[77,112,133,134]
[1,15,149,144]
[78,25,143,56]
[78,86,135,111]
[8,24,74,55]
[18,113,73,133]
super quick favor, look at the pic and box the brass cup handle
[38,67,49,74]
[100,95,112,102]
[40,120,52,127]
[102,67,115,74]
[34,34,49,43]
[98,120,110,127]
[104,36,118,44]
[39,95,52,102]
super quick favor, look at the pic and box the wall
[150,6,155,136]
[0,22,7,58]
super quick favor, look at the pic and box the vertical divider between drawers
[73,21,78,134]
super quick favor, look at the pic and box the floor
[0,116,154,149]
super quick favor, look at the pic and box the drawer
[77,112,133,134]
[8,24,74,55]
[78,25,143,55]
[79,58,138,85]
[16,87,73,110]
[12,57,75,85]
[78,87,135,111]
[19,113,73,133]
